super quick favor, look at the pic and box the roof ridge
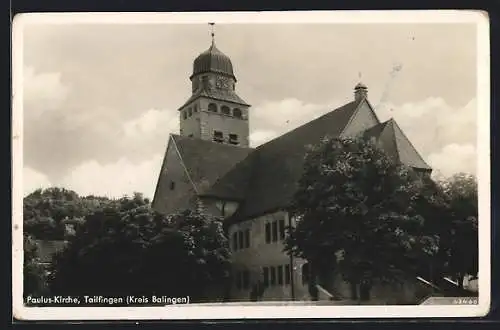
[390,119,432,170]
[256,100,359,150]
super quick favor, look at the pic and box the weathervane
[209,22,215,44]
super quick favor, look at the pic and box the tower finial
[208,22,215,45]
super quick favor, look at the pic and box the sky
[19,18,479,199]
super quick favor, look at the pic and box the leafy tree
[284,136,439,301]
[49,194,231,303]
[24,187,113,240]
[23,234,47,297]
[437,173,478,288]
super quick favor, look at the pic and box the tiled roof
[227,100,362,220]
[179,88,249,110]
[365,119,431,170]
[171,98,431,222]
[172,135,254,194]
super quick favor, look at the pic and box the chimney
[354,82,368,101]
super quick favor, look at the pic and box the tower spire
[209,22,215,45]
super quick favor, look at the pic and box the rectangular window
[285,264,291,285]
[188,108,193,116]
[277,265,283,285]
[170,181,175,190]
[182,111,187,119]
[193,104,198,112]
[272,221,278,242]
[235,272,241,290]
[265,223,271,244]
[263,267,269,287]
[229,133,239,145]
[279,219,285,240]
[243,270,250,289]
[238,231,244,250]
[270,267,276,286]
[213,130,223,143]
[232,232,238,251]
[244,229,250,248]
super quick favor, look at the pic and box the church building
[152,32,433,303]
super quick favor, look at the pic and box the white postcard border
[11,10,491,320]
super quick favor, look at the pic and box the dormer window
[229,134,239,145]
[213,130,224,143]
[221,105,230,115]
[233,108,242,118]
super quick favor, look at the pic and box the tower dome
[191,41,235,80]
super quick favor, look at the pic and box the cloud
[23,167,52,196]
[23,66,70,114]
[250,96,477,178]
[249,98,345,146]
[376,97,477,177]
[58,154,164,199]
[123,108,178,139]
[427,143,477,178]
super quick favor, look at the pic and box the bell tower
[178,24,251,148]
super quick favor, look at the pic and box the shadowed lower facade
[152,38,438,303]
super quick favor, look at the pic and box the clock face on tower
[215,76,230,90]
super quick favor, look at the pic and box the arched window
[208,103,218,112]
[221,105,230,115]
[302,263,310,285]
[233,108,242,118]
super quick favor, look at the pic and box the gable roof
[365,119,431,170]
[179,88,249,110]
[156,98,432,222]
[172,135,254,194]
[223,99,363,220]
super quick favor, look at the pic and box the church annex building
[151,34,436,304]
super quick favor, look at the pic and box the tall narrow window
[235,272,241,290]
[233,108,242,118]
[182,111,187,119]
[238,231,244,250]
[272,221,278,242]
[229,134,239,145]
[302,263,310,285]
[279,219,285,240]
[243,271,250,289]
[285,265,291,285]
[221,105,230,115]
[244,229,250,248]
[193,104,198,112]
[213,130,223,143]
[263,267,269,287]
[232,232,238,251]
[188,108,192,117]
[270,267,276,286]
[208,103,218,112]
[277,265,284,285]
[170,181,175,190]
[265,223,271,244]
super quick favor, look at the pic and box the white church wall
[152,137,198,215]
[227,210,309,301]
